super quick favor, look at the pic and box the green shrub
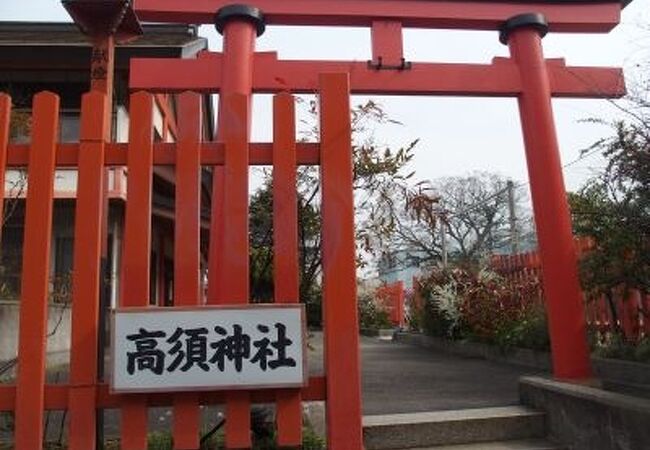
[593,333,637,360]
[414,266,543,344]
[417,267,464,338]
[404,288,422,332]
[304,286,323,328]
[302,426,326,450]
[148,431,173,450]
[494,308,550,351]
[358,292,391,330]
[633,337,650,363]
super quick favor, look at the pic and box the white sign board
[111,305,306,393]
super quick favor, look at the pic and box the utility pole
[439,213,448,268]
[507,180,519,254]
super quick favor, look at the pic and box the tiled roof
[0,22,206,52]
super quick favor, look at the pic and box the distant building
[376,250,423,287]
[0,22,214,360]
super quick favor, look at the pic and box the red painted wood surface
[272,92,303,446]
[135,0,622,32]
[130,53,625,98]
[0,80,361,447]
[490,238,649,342]
[508,26,592,380]
[212,93,252,448]
[90,35,115,139]
[371,20,404,67]
[0,376,327,412]
[14,92,59,450]
[0,94,9,238]
[377,281,406,328]
[68,92,108,450]
[205,18,258,446]
[319,73,364,449]
[5,142,321,167]
[120,92,155,450]
[172,92,203,449]
[645,295,650,335]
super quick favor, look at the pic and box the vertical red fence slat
[68,92,108,450]
[644,293,650,335]
[395,281,405,327]
[597,295,609,334]
[492,245,650,341]
[319,73,364,449]
[272,92,303,446]
[120,92,155,450]
[218,93,252,448]
[14,92,59,450]
[0,94,10,229]
[619,291,637,341]
[172,92,203,449]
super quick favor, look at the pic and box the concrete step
[363,406,546,450]
[404,438,565,449]
[602,379,650,399]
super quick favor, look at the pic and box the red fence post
[320,73,364,449]
[14,92,59,450]
[272,92,303,446]
[216,93,252,448]
[644,293,650,336]
[120,92,155,450]
[172,92,203,449]
[0,94,10,234]
[68,91,108,450]
[502,13,592,380]
[396,280,405,328]
[620,290,639,342]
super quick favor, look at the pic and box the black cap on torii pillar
[215,4,266,37]
[499,12,549,45]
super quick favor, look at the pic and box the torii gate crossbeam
[131,52,625,97]
[135,0,623,32]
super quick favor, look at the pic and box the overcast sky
[2,0,649,194]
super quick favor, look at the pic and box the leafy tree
[9,110,30,142]
[568,27,650,339]
[248,99,418,320]
[249,181,321,306]
[365,172,531,270]
[569,118,650,331]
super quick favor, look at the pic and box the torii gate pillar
[502,13,592,380]
[208,5,265,449]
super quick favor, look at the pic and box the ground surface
[308,333,545,415]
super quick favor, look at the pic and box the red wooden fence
[0,72,362,449]
[376,281,406,328]
[490,238,649,342]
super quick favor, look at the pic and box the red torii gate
[128,1,628,449]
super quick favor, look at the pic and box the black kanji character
[90,48,108,64]
[166,327,210,372]
[209,325,251,372]
[126,328,166,375]
[250,325,273,371]
[269,323,297,369]
[91,66,107,80]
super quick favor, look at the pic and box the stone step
[602,379,650,400]
[363,406,547,450]
[404,438,565,450]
